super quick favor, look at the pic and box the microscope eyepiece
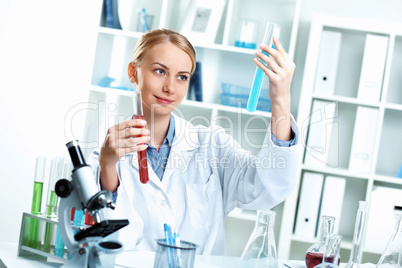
[66,140,87,168]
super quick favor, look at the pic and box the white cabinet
[278,14,402,263]
[83,0,300,257]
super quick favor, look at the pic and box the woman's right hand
[98,118,150,191]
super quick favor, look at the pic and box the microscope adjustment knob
[55,179,74,198]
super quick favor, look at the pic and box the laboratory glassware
[54,161,71,257]
[43,157,64,252]
[345,201,369,268]
[315,234,343,268]
[132,91,149,184]
[26,155,46,249]
[238,210,278,268]
[306,215,338,268]
[246,22,279,113]
[377,210,402,268]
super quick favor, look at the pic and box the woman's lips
[155,96,174,105]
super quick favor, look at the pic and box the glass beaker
[306,215,337,268]
[377,210,402,268]
[238,210,277,268]
[345,201,369,268]
[315,234,343,268]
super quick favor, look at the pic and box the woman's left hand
[254,37,295,141]
[254,37,295,104]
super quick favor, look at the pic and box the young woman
[89,28,299,255]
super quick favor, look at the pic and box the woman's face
[131,42,193,118]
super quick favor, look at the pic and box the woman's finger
[111,118,147,132]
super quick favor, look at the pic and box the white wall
[1,0,402,245]
[0,0,101,242]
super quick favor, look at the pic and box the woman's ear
[128,62,137,83]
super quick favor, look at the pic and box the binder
[348,106,379,173]
[295,172,324,238]
[357,34,388,102]
[314,31,342,96]
[317,176,346,234]
[304,100,337,167]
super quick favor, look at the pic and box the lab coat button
[160,200,167,207]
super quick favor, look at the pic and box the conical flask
[306,215,336,268]
[238,210,277,268]
[315,234,343,268]
[344,201,369,268]
[377,210,402,268]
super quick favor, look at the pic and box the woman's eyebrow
[151,62,190,74]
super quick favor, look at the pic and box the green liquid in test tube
[26,156,46,249]
[246,22,279,112]
[43,157,63,252]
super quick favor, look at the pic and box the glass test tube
[132,91,149,184]
[246,22,279,113]
[43,157,63,252]
[54,161,71,257]
[26,156,46,249]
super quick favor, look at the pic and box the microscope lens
[66,140,86,168]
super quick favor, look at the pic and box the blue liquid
[54,227,65,258]
[246,48,274,113]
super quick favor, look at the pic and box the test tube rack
[18,212,69,262]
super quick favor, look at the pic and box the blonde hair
[131,29,196,74]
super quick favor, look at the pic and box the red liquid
[306,252,340,268]
[133,115,149,184]
[85,212,95,226]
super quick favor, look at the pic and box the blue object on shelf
[220,83,271,112]
[397,164,402,178]
[104,0,122,29]
[98,77,134,91]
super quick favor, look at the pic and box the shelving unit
[278,14,402,263]
[83,0,300,257]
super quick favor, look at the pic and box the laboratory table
[0,242,307,268]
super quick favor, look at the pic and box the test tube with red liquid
[133,91,149,184]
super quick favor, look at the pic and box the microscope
[55,140,129,267]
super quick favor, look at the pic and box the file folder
[317,176,346,234]
[304,100,337,167]
[314,30,342,96]
[295,172,324,238]
[349,106,379,173]
[357,34,388,102]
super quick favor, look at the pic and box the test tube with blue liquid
[54,161,71,258]
[43,157,63,252]
[246,22,279,113]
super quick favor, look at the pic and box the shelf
[227,208,257,222]
[97,27,256,56]
[301,164,370,181]
[384,101,402,111]
[90,85,134,96]
[98,26,143,39]
[312,94,380,108]
[373,174,402,185]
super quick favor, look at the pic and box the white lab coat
[88,113,300,255]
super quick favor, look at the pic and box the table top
[0,242,307,268]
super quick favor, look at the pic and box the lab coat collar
[130,114,201,186]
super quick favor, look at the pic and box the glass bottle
[238,210,278,268]
[345,201,369,268]
[306,215,336,268]
[315,234,343,268]
[377,210,402,268]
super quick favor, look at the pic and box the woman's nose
[162,76,175,95]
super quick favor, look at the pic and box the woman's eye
[178,75,188,81]
[155,69,165,75]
